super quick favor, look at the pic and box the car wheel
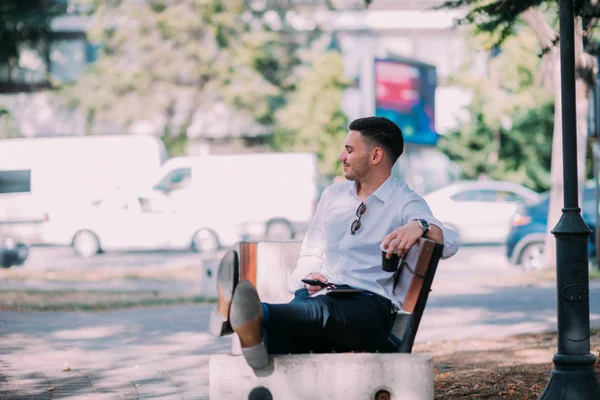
[265,219,295,241]
[1,256,12,268]
[15,243,29,265]
[13,244,28,266]
[72,230,101,258]
[519,242,545,271]
[191,228,220,253]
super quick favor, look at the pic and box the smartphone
[301,278,335,287]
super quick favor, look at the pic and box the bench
[209,238,443,400]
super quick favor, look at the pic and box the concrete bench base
[209,353,434,400]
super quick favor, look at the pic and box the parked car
[41,190,234,257]
[424,180,541,244]
[0,235,29,268]
[151,153,318,243]
[506,188,596,270]
[0,135,167,244]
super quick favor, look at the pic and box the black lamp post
[538,0,600,398]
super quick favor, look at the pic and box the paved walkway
[0,305,229,400]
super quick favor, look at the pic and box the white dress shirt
[289,176,459,310]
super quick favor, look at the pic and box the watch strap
[415,219,429,237]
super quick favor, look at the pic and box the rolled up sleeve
[401,195,459,259]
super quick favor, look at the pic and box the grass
[0,264,208,282]
[0,289,215,312]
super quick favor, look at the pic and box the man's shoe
[208,250,239,337]
[230,280,268,369]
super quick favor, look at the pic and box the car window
[155,167,192,194]
[451,190,498,202]
[0,170,31,194]
[496,190,526,203]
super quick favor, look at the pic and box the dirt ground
[416,330,600,399]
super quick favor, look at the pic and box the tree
[434,0,599,269]
[439,31,554,193]
[271,50,350,178]
[0,0,69,136]
[0,0,67,90]
[59,0,327,155]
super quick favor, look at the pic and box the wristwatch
[414,219,430,237]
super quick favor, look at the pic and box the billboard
[374,58,439,145]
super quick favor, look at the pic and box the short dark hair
[348,116,404,165]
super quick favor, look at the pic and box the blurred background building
[321,0,484,193]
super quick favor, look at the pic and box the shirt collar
[348,175,395,204]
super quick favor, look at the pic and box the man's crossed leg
[208,250,394,369]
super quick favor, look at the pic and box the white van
[152,153,319,249]
[0,135,167,243]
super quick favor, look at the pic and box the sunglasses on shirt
[350,202,367,235]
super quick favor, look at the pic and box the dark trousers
[264,288,394,354]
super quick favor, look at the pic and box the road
[23,245,208,270]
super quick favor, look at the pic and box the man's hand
[303,272,329,295]
[380,221,423,259]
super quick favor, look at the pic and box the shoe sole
[209,308,232,336]
[208,250,239,337]
[230,281,268,369]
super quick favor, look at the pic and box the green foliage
[438,32,554,192]
[59,0,320,154]
[437,1,544,45]
[270,51,350,178]
[435,1,600,51]
[0,0,67,65]
[58,0,349,167]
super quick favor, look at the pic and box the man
[209,116,459,369]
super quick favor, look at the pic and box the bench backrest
[395,238,444,352]
[236,237,443,353]
[238,240,302,304]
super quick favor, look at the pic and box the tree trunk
[543,67,590,269]
[85,108,95,136]
[542,22,591,269]
[522,7,590,269]
[543,56,563,270]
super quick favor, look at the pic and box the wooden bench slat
[239,242,258,285]
[401,238,436,313]
[398,238,443,353]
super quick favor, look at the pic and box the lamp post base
[538,354,600,399]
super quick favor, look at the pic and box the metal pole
[595,63,600,269]
[538,0,600,398]
[595,139,600,268]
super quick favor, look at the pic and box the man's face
[339,130,372,181]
